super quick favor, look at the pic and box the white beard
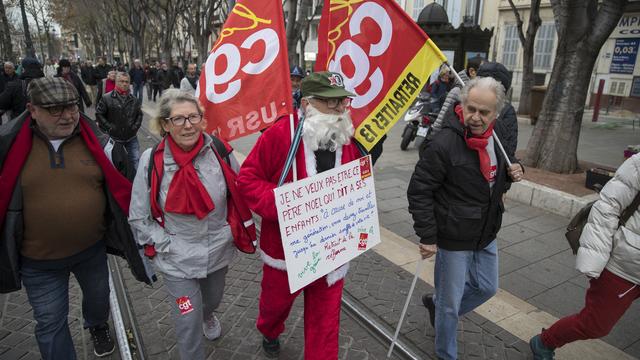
[302,103,354,152]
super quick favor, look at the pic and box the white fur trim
[326,262,349,287]
[302,140,343,177]
[260,250,287,271]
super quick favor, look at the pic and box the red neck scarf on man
[115,87,129,96]
[455,104,495,182]
[105,79,116,93]
[163,134,215,219]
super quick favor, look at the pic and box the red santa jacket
[237,114,365,263]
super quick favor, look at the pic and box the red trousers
[542,269,639,349]
[256,264,344,360]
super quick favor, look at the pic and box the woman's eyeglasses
[165,113,203,126]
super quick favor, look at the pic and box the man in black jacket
[0,77,153,359]
[96,72,143,169]
[0,57,44,120]
[407,77,523,360]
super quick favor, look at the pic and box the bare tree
[19,0,36,57]
[507,0,541,115]
[0,0,14,60]
[524,0,627,173]
[184,0,229,65]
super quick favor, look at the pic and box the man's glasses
[45,104,79,117]
[310,97,351,109]
[165,113,203,126]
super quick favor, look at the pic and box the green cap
[301,71,356,98]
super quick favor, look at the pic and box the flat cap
[27,77,79,108]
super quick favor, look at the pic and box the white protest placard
[274,155,380,293]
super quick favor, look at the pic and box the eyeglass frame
[307,96,352,109]
[165,113,204,126]
[43,103,80,117]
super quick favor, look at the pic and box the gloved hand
[144,244,157,259]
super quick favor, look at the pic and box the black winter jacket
[55,72,92,112]
[96,91,143,141]
[408,104,510,251]
[0,112,153,293]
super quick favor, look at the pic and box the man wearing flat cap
[238,71,383,359]
[0,77,153,359]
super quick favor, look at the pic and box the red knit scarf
[115,87,129,96]
[163,135,215,219]
[455,104,495,182]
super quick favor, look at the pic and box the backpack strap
[146,142,161,188]
[208,134,232,166]
[620,192,640,227]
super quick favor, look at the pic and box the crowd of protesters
[0,54,637,360]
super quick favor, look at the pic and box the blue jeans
[434,240,498,360]
[124,137,140,171]
[133,82,144,102]
[20,242,110,360]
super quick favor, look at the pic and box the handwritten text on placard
[275,156,380,293]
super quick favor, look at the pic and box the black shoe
[262,336,280,358]
[422,294,435,327]
[89,323,115,357]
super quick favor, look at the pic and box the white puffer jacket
[576,153,640,284]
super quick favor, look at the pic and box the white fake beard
[302,103,354,152]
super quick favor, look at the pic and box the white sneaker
[203,314,222,340]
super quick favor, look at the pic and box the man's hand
[419,244,437,259]
[508,163,524,182]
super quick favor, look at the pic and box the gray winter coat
[129,136,239,279]
[576,153,640,284]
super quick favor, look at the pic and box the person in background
[170,62,184,89]
[430,57,484,135]
[408,77,523,360]
[94,57,110,83]
[290,65,305,110]
[96,72,143,169]
[128,89,255,359]
[43,58,57,78]
[0,61,17,93]
[427,67,452,114]
[96,70,117,104]
[529,153,640,360]
[129,59,146,103]
[0,77,153,359]
[81,60,98,103]
[0,58,44,122]
[180,63,198,96]
[55,59,92,112]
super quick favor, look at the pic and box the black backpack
[565,192,640,254]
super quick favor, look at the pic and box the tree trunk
[518,41,536,115]
[0,0,13,61]
[285,0,299,65]
[19,0,36,58]
[524,0,627,173]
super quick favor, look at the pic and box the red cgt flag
[197,1,292,141]
[315,0,447,150]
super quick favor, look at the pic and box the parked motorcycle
[400,94,437,151]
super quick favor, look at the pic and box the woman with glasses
[128,89,256,359]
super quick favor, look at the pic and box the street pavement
[1,95,638,359]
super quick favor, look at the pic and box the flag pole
[290,114,298,181]
[387,259,424,358]
[447,63,512,167]
[277,114,305,187]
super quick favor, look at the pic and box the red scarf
[105,79,116,93]
[163,135,215,219]
[455,104,495,182]
[0,116,133,230]
[115,87,129,96]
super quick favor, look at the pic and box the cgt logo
[176,296,194,315]
[328,2,392,109]
[204,4,280,104]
